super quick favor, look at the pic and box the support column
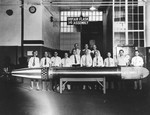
[146,0,150,47]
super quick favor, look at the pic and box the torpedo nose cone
[142,67,149,78]
[11,68,42,79]
[121,67,149,79]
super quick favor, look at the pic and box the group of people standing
[28,43,144,91]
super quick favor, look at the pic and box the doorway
[81,21,104,57]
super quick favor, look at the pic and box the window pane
[70,11,73,16]
[61,28,64,32]
[89,11,92,16]
[61,12,64,15]
[128,23,133,30]
[139,15,143,21]
[128,6,132,13]
[96,11,99,15]
[134,40,138,46]
[96,16,99,21]
[128,40,134,45]
[68,11,70,16]
[128,15,132,21]
[134,14,138,21]
[139,23,143,30]
[93,11,96,15]
[64,22,67,27]
[139,32,144,39]
[85,11,88,16]
[99,11,102,15]
[64,11,67,15]
[139,6,143,13]
[134,23,138,30]
[134,32,138,40]
[93,16,96,21]
[74,11,77,16]
[134,6,138,13]
[100,16,103,21]
[128,32,133,40]
[140,40,144,47]
[64,16,67,21]
[61,16,64,21]
[61,22,64,27]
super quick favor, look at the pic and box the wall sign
[67,17,89,25]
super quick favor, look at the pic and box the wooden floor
[0,78,150,115]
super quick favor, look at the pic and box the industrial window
[113,0,145,48]
[60,11,103,33]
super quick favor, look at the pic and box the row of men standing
[28,43,144,91]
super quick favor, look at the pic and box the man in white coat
[28,51,40,90]
[131,50,144,90]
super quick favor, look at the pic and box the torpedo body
[11,67,149,80]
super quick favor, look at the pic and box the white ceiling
[49,0,111,11]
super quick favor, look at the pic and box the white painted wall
[42,6,60,49]
[60,33,81,53]
[146,0,150,47]
[0,3,21,46]
[24,5,42,41]
[0,0,60,50]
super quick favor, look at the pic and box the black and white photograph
[0,0,150,115]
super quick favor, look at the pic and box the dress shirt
[93,56,104,67]
[51,56,61,67]
[91,50,100,55]
[40,57,51,67]
[61,57,72,67]
[131,56,144,67]
[82,49,91,55]
[70,54,80,65]
[72,48,81,55]
[104,57,115,67]
[28,57,40,68]
[81,55,92,67]
[117,56,128,66]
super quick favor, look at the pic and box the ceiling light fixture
[90,0,97,11]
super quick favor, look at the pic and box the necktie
[64,59,66,66]
[96,57,98,66]
[44,58,47,65]
[108,58,110,67]
[74,55,77,64]
[85,56,88,66]
[32,58,35,66]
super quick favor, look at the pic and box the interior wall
[0,46,18,67]
[60,33,81,53]
[105,7,113,57]
[0,1,21,46]
[0,0,43,46]
[42,6,60,49]
[24,5,42,41]
[146,0,150,47]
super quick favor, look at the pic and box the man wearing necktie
[61,52,71,67]
[104,52,115,89]
[41,51,51,68]
[70,49,80,67]
[81,50,92,67]
[40,51,51,91]
[131,50,144,90]
[104,52,115,67]
[28,51,40,90]
[51,52,62,91]
[51,52,61,67]
[61,52,72,90]
[81,50,92,90]
[92,51,104,90]
[93,51,103,67]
